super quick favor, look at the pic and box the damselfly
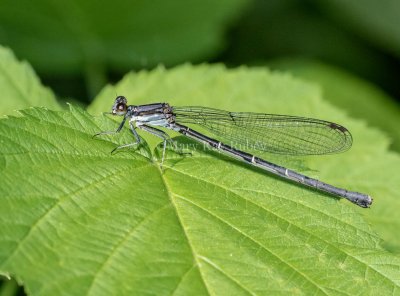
[94,96,373,208]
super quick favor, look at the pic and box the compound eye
[117,103,126,111]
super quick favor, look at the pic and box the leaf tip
[0,271,11,280]
[66,102,77,112]
[14,109,24,116]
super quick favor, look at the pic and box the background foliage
[1,0,400,295]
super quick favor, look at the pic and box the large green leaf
[0,0,248,75]
[2,65,400,295]
[0,46,60,115]
[90,65,400,254]
[269,58,400,152]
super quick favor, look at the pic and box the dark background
[1,0,399,103]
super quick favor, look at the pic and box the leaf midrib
[174,192,328,295]
[159,166,213,295]
[167,164,398,290]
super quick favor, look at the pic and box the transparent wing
[172,106,352,155]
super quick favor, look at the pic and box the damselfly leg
[93,117,127,138]
[138,124,190,167]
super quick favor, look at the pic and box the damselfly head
[112,96,128,115]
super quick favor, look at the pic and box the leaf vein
[174,193,328,295]
[0,162,152,268]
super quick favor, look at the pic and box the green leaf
[269,58,400,152]
[90,64,400,255]
[2,64,400,295]
[0,46,60,115]
[0,0,248,76]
